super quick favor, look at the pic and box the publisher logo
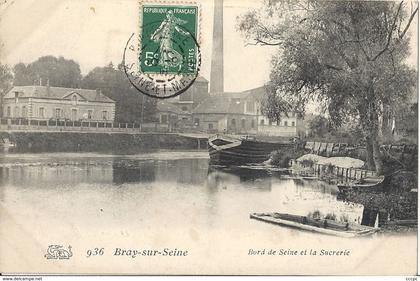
[44,245,73,260]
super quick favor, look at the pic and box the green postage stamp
[140,4,199,75]
[122,1,201,99]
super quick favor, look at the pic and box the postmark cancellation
[123,1,201,99]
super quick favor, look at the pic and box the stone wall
[0,131,207,153]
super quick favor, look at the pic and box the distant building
[155,80,306,137]
[193,86,306,137]
[2,85,115,122]
[192,94,255,133]
[156,76,210,128]
[178,76,210,107]
[156,100,191,130]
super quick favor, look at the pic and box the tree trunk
[365,135,376,171]
[371,131,384,176]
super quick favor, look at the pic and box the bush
[270,150,295,167]
[300,159,314,167]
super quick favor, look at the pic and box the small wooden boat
[337,176,385,193]
[208,134,294,165]
[250,212,378,237]
[382,219,417,226]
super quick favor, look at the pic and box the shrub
[300,159,314,167]
[270,150,295,167]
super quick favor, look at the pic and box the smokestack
[210,0,224,94]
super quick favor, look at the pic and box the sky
[0,0,417,93]
[0,0,276,92]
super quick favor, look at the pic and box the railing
[313,163,376,182]
[290,159,376,183]
[0,118,170,133]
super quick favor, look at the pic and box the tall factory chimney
[210,0,224,93]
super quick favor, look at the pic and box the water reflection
[0,152,366,230]
[207,165,273,191]
[112,161,156,184]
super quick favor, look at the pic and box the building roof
[239,86,266,99]
[193,96,231,114]
[207,86,266,98]
[194,86,267,114]
[4,86,115,103]
[157,101,184,114]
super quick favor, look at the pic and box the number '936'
[86,248,104,257]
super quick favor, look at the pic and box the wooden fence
[291,159,376,183]
[0,118,170,133]
[313,163,376,182]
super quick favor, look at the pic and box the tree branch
[399,5,419,39]
[248,38,282,46]
[324,64,343,71]
[371,1,403,61]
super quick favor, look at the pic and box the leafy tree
[308,115,329,138]
[0,63,13,94]
[0,63,13,117]
[82,63,157,123]
[239,0,418,174]
[13,56,82,88]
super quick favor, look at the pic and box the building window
[260,119,264,125]
[72,95,77,105]
[14,92,18,103]
[251,119,255,128]
[246,101,255,112]
[161,114,168,124]
[39,107,44,118]
[71,109,77,120]
[14,106,19,117]
[6,106,11,117]
[291,121,295,126]
[22,106,27,117]
[241,119,245,128]
[88,110,93,119]
[269,119,272,126]
[102,111,108,120]
[284,121,288,126]
[55,108,61,119]
[231,118,236,127]
[181,106,188,111]
[194,118,200,126]
[208,123,213,130]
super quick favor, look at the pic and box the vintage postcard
[0,0,418,276]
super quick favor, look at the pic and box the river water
[0,151,416,274]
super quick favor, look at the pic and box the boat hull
[337,176,385,193]
[208,135,294,165]
[250,213,378,237]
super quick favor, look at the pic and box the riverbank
[0,131,208,153]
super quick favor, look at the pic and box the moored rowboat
[208,134,294,165]
[337,176,385,193]
[250,212,378,238]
